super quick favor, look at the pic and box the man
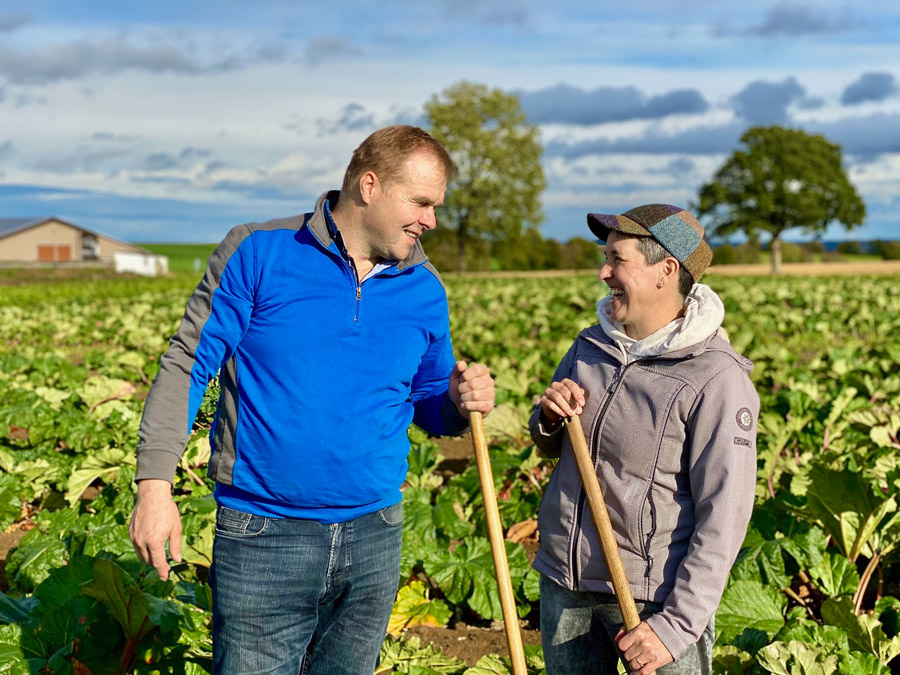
[530,204,757,674]
[129,125,495,674]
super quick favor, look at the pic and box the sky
[0,1,898,244]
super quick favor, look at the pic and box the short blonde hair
[341,125,453,195]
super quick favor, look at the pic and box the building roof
[0,216,151,253]
[0,217,47,238]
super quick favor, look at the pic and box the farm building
[0,217,168,276]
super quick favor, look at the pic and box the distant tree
[802,240,825,255]
[712,244,738,266]
[776,242,813,263]
[425,81,546,272]
[697,126,865,274]
[836,240,861,255]
[493,229,561,270]
[875,240,900,260]
[561,237,601,270]
[713,238,763,266]
[420,225,490,272]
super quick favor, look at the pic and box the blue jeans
[210,502,403,675]
[540,575,713,675]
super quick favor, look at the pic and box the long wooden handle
[565,415,641,631]
[470,411,527,675]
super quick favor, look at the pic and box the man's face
[362,151,447,262]
[598,231,668,339]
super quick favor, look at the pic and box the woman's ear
[659,256,680,288]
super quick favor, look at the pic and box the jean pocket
[215,506,268,537]
[378,502,403,527]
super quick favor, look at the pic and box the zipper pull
[356,286,361,300]
[608,370,622,394]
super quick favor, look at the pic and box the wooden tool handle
[565,415,641,631]
[470,411,528,675]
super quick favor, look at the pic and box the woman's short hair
[636,236,695,298]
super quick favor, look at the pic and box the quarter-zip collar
[306,191,430,274]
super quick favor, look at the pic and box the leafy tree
[561,237,602,270]
[425,81,546,272]
[836,240,861,255]
[697,126,865,274]
[493,229,561,270]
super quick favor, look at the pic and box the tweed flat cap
[587,204,713,282]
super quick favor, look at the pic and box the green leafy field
[1,271,900,674]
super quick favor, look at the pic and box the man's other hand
[129,479,183,581]
[449,361,495,418]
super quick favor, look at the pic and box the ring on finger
[636,659,645,668]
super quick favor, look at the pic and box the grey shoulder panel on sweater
[135,215,305,483]
[420,260,447,292]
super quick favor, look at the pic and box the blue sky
[1,1,898,244]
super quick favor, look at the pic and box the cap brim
[587,213,652,242]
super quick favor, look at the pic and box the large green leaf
[733,501,826,589]
[424,538,529,621]
[774,620,849,651]
[463,654,511,675]
[376,634,464,674]
[403,487,437,545]
[0,475,23,531]
[809,553,860,598]
[756,640,838,675]
[179,497,216,568]
[387,581,452,635]
[69,521,134,559]
[407,428,444,480]
[820,597,900,664]
[80,558,156,645]
[717,580,788,644]
[805,465,895,562]
[434,486,476,540]
[4,535,67,593]
[0,624,31,675]
[713,645,755,675]
[65,447,136,506]
[837,651,891,675]
[26,557,121,675]
[0,594,38,627]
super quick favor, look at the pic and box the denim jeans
[210,502,403,675]
[540,575,713,675]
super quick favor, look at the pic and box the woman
[531,204,758,675]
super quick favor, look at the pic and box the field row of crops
[1,271,899,673]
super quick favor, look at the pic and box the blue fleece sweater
[135,191,465,522]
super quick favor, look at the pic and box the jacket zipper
[343,255,362,323]
[567,361,635,587]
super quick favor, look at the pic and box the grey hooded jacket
[529,324,758,661]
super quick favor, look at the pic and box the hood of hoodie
[597,283,728,361]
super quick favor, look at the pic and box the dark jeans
[540,575,713,675]
[210,502,403,675]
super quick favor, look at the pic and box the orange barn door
[37,245,54,262]
[56,245,71,261]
